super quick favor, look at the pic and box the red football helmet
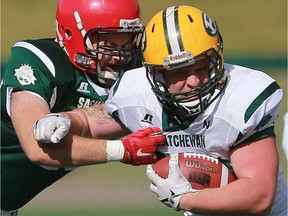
[56,0,143,87]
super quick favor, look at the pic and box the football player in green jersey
[0,0,166,214]
[34,5,287,215]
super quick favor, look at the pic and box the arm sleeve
[235,81,283,146]
[3,42,57,104]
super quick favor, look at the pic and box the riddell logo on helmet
[128,20,140,26]
[120,18,142,28]
[170,52,187,61]
[166,51,191,65]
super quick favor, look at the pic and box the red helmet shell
[55,0,141,71]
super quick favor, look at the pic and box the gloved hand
[33,113,71,143]
[121,127,166,165]
[146,154,196,210]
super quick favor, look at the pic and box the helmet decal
[73,11,93,50]
[202,13,217,36]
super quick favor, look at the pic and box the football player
[1,0,165,215]
[33,5,287,216]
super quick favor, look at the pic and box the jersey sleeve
[238,82,282,143]
[2,41,57,104]
[106,67,163,132]
[232,73,283,147]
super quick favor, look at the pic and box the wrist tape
[106,140,124,162]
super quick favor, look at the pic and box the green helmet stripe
[163,8,172,54]
[174,7,184,52]
[163,6,183,55]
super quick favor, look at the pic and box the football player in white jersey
[33,5,287,216]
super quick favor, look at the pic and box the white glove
[33,113,71,143]
[146,154,196,211]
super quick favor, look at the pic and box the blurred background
[1,1,287,215]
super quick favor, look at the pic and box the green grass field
[21,207,182,216]
[2,0,287,215]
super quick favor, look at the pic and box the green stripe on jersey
[244,81,280,123]
[237,126,275,146]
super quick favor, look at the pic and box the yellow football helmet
[142,5,226,118]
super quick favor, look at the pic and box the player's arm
[178,136,278,215]
[33,103,129,143]
[64,104,131,139]
[11,91,165,167]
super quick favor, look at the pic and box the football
[152,152,237,190]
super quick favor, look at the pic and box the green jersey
[1,38,109,211]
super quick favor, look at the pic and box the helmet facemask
[146,48,226,119]
[75,26,143,87]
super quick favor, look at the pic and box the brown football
[152,152,237,190]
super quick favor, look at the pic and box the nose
[185,74,202,89]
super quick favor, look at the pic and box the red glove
[121,127,166,166]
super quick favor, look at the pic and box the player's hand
[121,127,166,166]
[33,113,71,144]
[146,154,196,210]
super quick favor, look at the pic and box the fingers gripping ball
[152,152,237,189]
[147,155,195,210]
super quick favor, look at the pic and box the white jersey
[106,64,287,215]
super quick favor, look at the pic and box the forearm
[60,104,130,139]
[180,171,276,215]
[35,127,165,167]
[12,92,165,168]
[180,138,278,215]
[36,134,108,167]
[11,101,110,167]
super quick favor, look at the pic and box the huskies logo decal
[14,64,37,85]
[202,13,217,36]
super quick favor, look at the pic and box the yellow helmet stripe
[163,6,184,55]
